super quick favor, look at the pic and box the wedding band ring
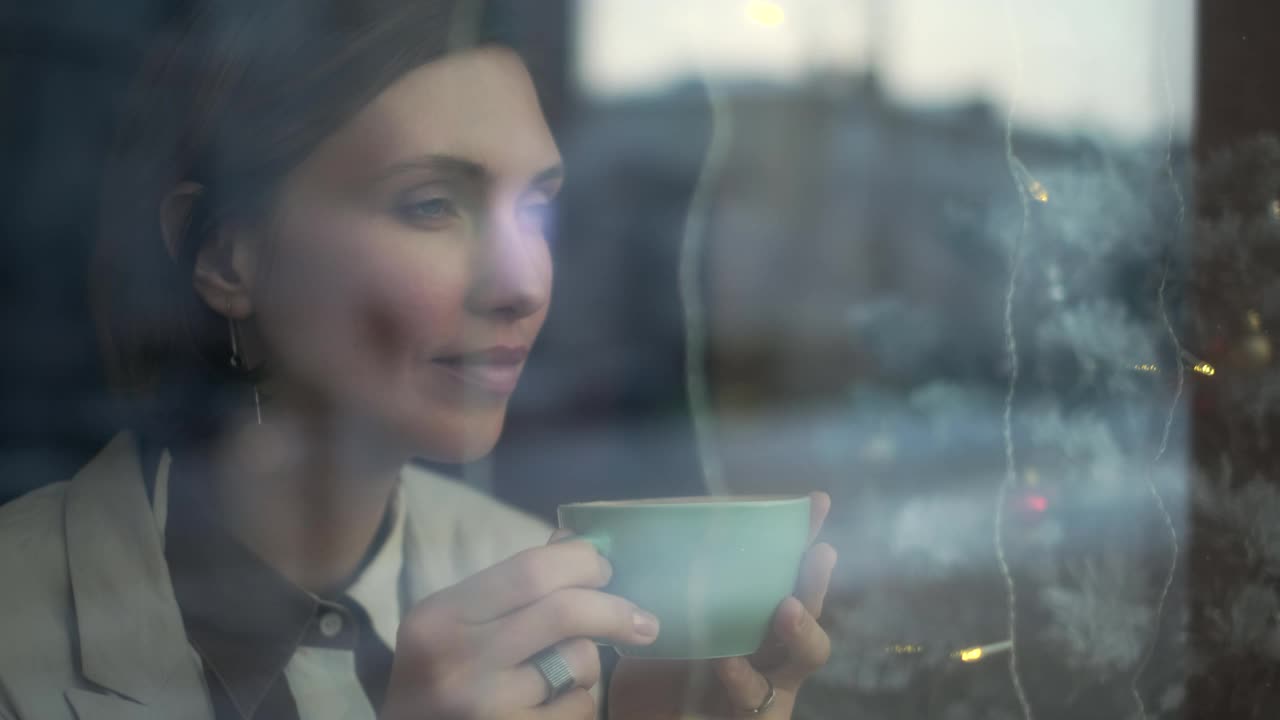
[530,647,576,702]
[744,676,776,716]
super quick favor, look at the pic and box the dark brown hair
[92,0,521,443]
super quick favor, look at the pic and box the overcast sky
[578,0,1195,140]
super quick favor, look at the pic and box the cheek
[357,260,460,366]
[259,215,465,392]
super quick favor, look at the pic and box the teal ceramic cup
[556,495,811,659]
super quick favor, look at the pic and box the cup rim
[558,494,810,509]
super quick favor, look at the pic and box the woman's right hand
[381,538,658,719]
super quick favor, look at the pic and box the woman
[0,1,837,718]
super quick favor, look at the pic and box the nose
[464,199,550,322]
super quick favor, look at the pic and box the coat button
[319,611,344,638]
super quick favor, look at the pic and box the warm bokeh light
[1028,179,1049,203]
[1134,363,1159,373]
[743,0,786,28]
[1193,362,1216,377]
[954,640,1013,663]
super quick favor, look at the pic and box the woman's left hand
[607,491,838,719]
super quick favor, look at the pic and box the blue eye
[401,197,456,221]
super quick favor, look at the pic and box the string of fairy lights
[1132,350,1216,378]
[926,146,1228,692]
[1010,170,1220,383]
[882,639,1016,664]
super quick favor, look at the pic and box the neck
[203,398,408,595]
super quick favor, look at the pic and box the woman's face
[247,47,560,462]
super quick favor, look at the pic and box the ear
[160,182,262,320]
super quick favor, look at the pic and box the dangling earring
[227,309,263,425]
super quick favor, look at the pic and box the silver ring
[530,647,576,702]
[744,676,776,715]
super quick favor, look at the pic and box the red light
[1023,494,1048,513]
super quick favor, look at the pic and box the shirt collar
[345,490,406,651]
[159,450,404,718]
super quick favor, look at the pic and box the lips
[431,346,528,394]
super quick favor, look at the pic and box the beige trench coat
[0,432,552,720]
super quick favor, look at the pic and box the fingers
[522,687,596,720]
[391,542,618,719]
[718,601,831,717]
[485,587,659,664]
[795,542,837,620]
[807,491,831,545]
[432,542,613,623]
[712,656,773,715]
[389,600,609,718]
[769,596,832,691]
[495,638,602,710]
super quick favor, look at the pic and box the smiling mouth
[430,346,528,394]
[432,358,523,394]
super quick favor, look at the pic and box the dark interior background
[1188,1,1280,716]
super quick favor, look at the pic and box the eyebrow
[374,153,564,189]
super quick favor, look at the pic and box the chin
[404,408,508,464]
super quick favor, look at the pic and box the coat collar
[61,432,473,719]
[64,432,214,719]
